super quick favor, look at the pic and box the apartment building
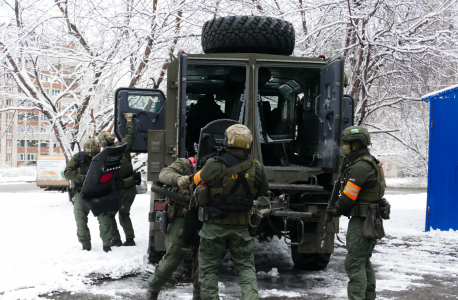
[0,72,74,167]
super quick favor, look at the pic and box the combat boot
[82,244,91,251]
[110,239,123,247]
[146,290,159,300]
[103,246,112,253]
[123,238,136,246]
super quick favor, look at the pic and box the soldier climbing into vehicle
[326,126,390,300]
[64,138,113,253]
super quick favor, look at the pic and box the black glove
[326,207,340,219]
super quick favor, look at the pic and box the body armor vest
[343,155,386,202]
[208,153,257,212]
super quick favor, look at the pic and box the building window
[6,127,12,134]
[18,154,24,161]
[27,140,38,148]
[6,99,12,106]
[17,140,25,147]
[18,125,24,133]
[46,89,50,95]
[40,140,49,148]
[7,113,13,120]
[41,114,48,121]
[6,155,11,162]
[52,89,59,96]
[7,141,11,148]
[27,154,36,161]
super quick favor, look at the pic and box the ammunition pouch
[167,203,187,220]
[115,176,136,190]
[362,204,385,239]
[194,184,210,206]
[346,201,378,217]
[198,206,226,222]
[211,194,253,211]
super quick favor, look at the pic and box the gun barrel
[151,185,192,205]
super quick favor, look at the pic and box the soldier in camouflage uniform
[195,124,268,300]
[327,126,386,300]
[64,138,113,252]
[98,113,137,247]
[146,157,201,300]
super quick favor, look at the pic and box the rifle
[321,159,346,240]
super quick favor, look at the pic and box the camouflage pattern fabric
[105,185,136,241]
[98,131,116,148]
[84,138,101,157]
[225,124,253,149]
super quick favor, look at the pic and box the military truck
[114,16,354,270]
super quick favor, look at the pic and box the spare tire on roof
[201,16,295,56]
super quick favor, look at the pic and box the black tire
[147,231,165,264]
[291,246,331,270]
[202,16,295,55]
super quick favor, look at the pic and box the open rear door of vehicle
[114,88,166,153]
[316,57,345,172]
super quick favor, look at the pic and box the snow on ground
[0,166,36,183]
[2,185,458,300]
[386,177,427,189]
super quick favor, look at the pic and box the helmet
[98,131,115,147]
[84,138,101,157]
[224,124,253,149]
[341,126,371,146]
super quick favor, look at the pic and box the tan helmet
[84,138,101,157]
[224,124,253,149]
[98,131,115,148]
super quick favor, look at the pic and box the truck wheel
[202,16,295,55]
[291,246,331,270]
[147,231,165,264]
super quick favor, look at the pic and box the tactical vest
[208,153,258,212]
[343,155,386,202]
[78,152,89,175]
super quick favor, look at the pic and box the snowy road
[1,183,457,300]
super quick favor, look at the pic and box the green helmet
[224,124,253,149]
[98,131,115,148]
[84,138,101,157]
[341,126,371,146]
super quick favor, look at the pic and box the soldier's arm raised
[120,120,134,152]
[64,154,84,183]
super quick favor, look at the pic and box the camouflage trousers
[107,186,137,241]
[148,217,201,299]
[198,222,258,300]
[345,217,376,300]
[73,192,112,248]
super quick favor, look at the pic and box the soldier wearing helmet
[193,124,268,300]
[64,138,113,252]
[146,156,200,300]
[97,113,137,248]
[327,125,386,300]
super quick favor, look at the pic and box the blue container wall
[426,90,458,231]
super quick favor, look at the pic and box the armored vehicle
[114,16,354,270]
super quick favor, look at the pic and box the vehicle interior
[185,62,324,167]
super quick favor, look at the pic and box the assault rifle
[321,159,346,240]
